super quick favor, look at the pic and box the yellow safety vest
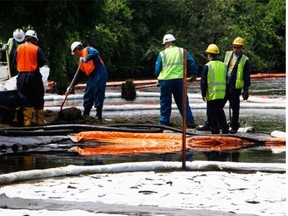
[206,61,227,101]
[158,46,184,80]
[7,38,14,56]
[224,51,249,89]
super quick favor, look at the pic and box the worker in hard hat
[69,41,108,121]
[155,33,198,127]
[14,29,46,126]
[224,37,251,133]
[2,28,25,77]
[201,44,229,134]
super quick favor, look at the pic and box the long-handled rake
[60,63,82,111]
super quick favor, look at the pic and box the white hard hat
[13,29,25,42]
[25,30,38,40]
[162,34,176,44]
[71,41,82,54]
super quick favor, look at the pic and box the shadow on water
[0,78,286,174]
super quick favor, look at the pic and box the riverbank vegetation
[0,0,285,92]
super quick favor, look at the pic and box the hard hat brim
[162,40,175,45]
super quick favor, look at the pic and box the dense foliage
[0,0,285,89]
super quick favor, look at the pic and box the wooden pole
[182,49,187,169]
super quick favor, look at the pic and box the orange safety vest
[79,48,95,76]
[17,42,39,72]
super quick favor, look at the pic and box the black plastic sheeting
[0,124,164,136]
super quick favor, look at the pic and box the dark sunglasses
[233,46,242,49]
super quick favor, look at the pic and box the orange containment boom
[69,131,285,155]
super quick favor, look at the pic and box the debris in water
[121,80,136,101]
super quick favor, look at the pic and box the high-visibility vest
[206,61,227,101]
[17,42,38,72]
[7,38,14,56]
[79,47,95,76]
[158,46,184,80]
[224,51,249,89]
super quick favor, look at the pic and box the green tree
[0,1,105,93]
[0,0,285,85]
[85,0,140,80]
[214,0,285,72]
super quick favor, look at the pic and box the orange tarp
[69,131,264,155]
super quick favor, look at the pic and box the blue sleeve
[37,47,46,67]
[201,65,208,98]
[187,52,198,76]
[13,50,18,66]
[85,46,99,62]
[154,54,162,77]
[243,60,251,90]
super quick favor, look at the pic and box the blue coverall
[155,51,198,126]
[82,46,108,114]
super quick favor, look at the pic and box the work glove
[65,86,74,94]
[1,44,8,51]
[79,57,87,63]
[189,76,197,82]
[242,89,249,100]
[202,93,206,101]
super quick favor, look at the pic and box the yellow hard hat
[205,44,220,54]
[233,37,244,46]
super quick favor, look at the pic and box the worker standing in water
[69,41,108,121]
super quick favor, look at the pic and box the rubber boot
[23,107,33,127]
[35,109,46,126]
[96,107,102,121]
[83,108,91,116]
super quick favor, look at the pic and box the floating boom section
[69,131,285,155]
[70,131,185,155]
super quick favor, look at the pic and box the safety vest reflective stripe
[224,51,249,89]
[79,47,95,76]
[17,42,38,72]
[158,46,184,80]
[206,61,226,101]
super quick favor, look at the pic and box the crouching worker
[70,41,108,121]
[15,30,46,126]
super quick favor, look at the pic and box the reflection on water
[0,148,285,174]
[0,78,286,174]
